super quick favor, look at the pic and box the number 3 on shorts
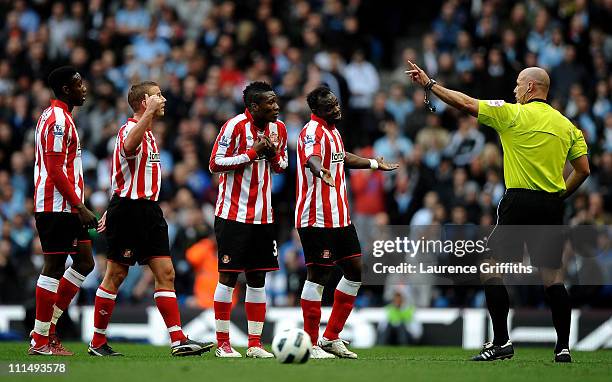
[273,240,278,257]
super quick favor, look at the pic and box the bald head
[514,67,550,104]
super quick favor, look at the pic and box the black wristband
[424,78,437,91]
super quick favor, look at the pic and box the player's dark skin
[42,73,95,279]
[305,92,398,284]
[218,91,279,289]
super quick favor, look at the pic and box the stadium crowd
[0,0,611,312]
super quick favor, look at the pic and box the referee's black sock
[545,283,571,352]
[484,277,510,346]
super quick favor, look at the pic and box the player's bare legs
[88,261,127,356]
[318,256,361,359]
[244,271,274,358]
[540,267,572,362]
[148,257,213,356]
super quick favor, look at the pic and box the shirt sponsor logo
[331,151,345,163]
[149,152,161,163]
[486,100,506,107]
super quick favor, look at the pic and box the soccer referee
[406,63,590,363]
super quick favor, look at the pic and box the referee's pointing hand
[405,60,430,87]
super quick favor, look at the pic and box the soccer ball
[271,328,311,364]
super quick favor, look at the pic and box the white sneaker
[318,337,358,359]
[310,345,336,359]
[246,346,274,358]
[215,342,242,358]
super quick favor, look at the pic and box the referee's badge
[221,254,231,264]
[321,249,332,259]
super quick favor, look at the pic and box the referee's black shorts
[487,188,565,268]
[105,194,170,266]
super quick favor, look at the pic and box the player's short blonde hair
[127,81,158,113]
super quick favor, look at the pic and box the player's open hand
[405,60,430,88]
[97,211,107,233]
[320,167,335,187]
[144,93,164,113]
[376,156,400,171]
[76,203,98,229]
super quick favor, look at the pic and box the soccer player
[406,62,589,362]
[209,81,288,358]
[90,81,213,357]
[30,66,98,356]
[296,86,399,359]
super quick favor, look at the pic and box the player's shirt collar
[50,99,71,114]
[311,114,335,130]
[244,108,266,131]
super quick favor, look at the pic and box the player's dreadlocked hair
[243,81,273,108]
[47,66,78,97]
[306,86,332,112]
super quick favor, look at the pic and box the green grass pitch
[1,342,610,382]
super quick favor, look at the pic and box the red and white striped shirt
[34,99,84,213]
[295,115,351,228]
[111,119,161,201]
[210,109,288,224]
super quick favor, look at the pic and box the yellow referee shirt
[478,99,588,193]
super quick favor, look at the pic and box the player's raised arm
[406,60,479,117]
[344,152,399,171]
[123,93,164,156]
[208,123,272,173]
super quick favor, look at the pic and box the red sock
[32,276,59,347]
[214,301,232,347]
[323,277,361,341]
[91,286,117,348]
[214,283,234,347]
[154,289,187,345]
[50,267,85,335]
[301,299,322,345]
[245,286,266,348]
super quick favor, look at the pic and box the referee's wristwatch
[424,78,437,91]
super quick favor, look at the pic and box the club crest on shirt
[52,123,64,136]
[321,249,332,259]
[331,151,345,163]
[269,132,279,146]
[221,254,231,264]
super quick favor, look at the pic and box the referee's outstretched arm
[405,60,479,117]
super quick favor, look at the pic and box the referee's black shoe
[171,338,214,357]
[471,341,514,361]
[88,342,123,356]
[554,348,572,363]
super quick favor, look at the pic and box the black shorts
[297,224,362,267]
[214,217,279,273]
[35,212,91,255]
[105,195,170,266]
[488,188,565,268]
